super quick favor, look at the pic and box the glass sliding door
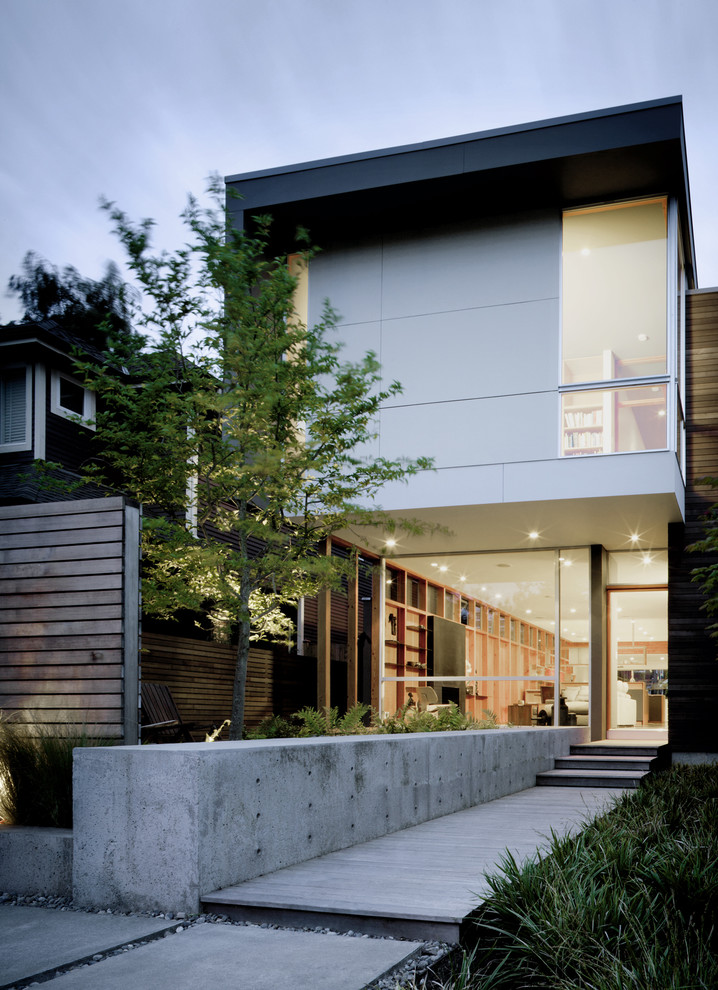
[608,587,668,730]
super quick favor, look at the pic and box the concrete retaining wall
[73,727,587,914]
[0,826,72,897]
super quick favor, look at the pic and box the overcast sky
[2,0,717,323]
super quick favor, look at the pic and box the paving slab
[11,921,422,990]
[0,905,176,988]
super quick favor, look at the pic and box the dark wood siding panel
[45,412,96,475]
[668,290,718,753]
[140,631,316,735]
[0,497,136,737]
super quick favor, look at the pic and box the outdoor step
[569,743,667,759]
[536,768,647,789]
[554,756,655,772]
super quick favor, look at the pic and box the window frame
[0,364,32,452]
[50,370,96,430]
[558,196,677,458]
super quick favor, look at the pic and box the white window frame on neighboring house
[50,370,96,429]
[0,364,32,452]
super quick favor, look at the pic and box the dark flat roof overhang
[226,97,696,283]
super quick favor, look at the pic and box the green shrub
[0,714,112,828]
[457,764,718,989]
[373,703,498,734]
[246,702,499,739]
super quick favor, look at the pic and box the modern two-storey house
[226,96,718,758]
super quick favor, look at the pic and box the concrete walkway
[0,785,624,990]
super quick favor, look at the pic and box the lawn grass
[418,764,718,990]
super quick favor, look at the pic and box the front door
[607,588,668,732]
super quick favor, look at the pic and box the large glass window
[562,384,667,455]
[562,199,667,384]
[561,198,672,458]
[379,549,590,727]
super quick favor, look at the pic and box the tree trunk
[229,583,252,740]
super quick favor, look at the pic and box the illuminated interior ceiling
[342,494,674,638]
[347,493,679,558]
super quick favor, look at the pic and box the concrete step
[554,755,655,772]
[569,743,667,759]
[536,768,648,789]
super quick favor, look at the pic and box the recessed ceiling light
[570,608,576,614]
[637,334,649,342]
[526,609,532,614]
[529,531,539,540]
[385,537,397,548]
[439,565,448,572]
[431,563,438,568]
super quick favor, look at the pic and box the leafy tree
[78,182,432,739]
[7,251,136,350]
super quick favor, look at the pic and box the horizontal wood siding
[668,290,718,752]
[141,632,317,736]
[0,497,136,738]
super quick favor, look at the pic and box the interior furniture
[627,684,645,723]
[417,686,452,714]
[647,692,667,723]
[508,703,533,725]
[141,682,213,742]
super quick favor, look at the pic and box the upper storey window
[0,366,31,451]
[561,199,672,457]
[50,371,95,429]
[562,199,667,385]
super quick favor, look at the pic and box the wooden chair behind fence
[140,682,210,742]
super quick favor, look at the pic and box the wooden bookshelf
[382,564,575,721]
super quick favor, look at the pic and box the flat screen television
[428,616,466,708]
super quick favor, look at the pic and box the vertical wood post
[346,557,358,710]
[316,538,332,710]
[123,501,141,744]
[370,563,383,712]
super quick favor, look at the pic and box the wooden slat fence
[0,497,140,740]
[140,632,317,736]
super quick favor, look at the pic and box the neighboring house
[0,319,315,737]
[0,319,104,503]
[226,96,718,758]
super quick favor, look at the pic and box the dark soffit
[226,97,696,284]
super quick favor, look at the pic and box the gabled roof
[0,318,107,366]
[226,96,696,286]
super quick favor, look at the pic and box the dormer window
[0,365,32,451]
[50,371,95,429]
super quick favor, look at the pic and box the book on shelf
[564,409,603,428]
